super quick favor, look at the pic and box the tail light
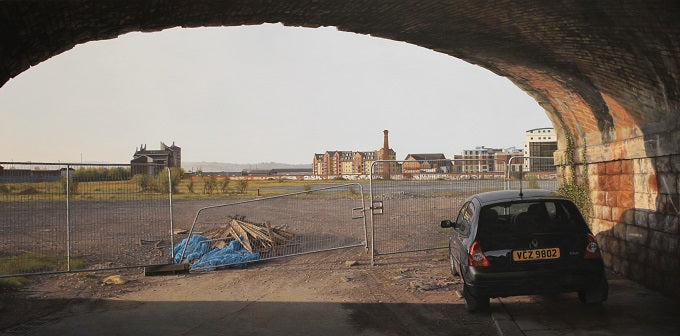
[468,240,490,267]
[584,233,602,259]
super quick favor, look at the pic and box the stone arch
[1,1,679,298]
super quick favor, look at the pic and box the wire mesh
[0,162,172,277]
[369,158,559,257]
[178,183,367,271]
[370,160,507,257]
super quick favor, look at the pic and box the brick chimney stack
[383,130,389,151]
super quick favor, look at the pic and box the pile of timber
[202,216,294,253]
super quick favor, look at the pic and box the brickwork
[589,157,680,299]
[1,1,679,298]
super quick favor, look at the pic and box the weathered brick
[634,210,649,227]
[671,155,680,173]
[621,159,634,174]
[656,156,672,173]
[625,225,648,245]
[606,160,621,175]
[618,191,635,208]
[619,174,635,192]
[663,215,679,234]
[657,173,677,194]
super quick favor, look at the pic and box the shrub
[17,186,39,195]
[158,167,181,194]
[220,178,230,194]
[132,174,154,192]
[0,184,10,194]
[236,179,248,193]
[203,176,218,194]
[303,184,312,192]
[58,178,78,194]
[187,178,195,194]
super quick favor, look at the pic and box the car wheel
[578,276,609,304]
[463,284,489,313]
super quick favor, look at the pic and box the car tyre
[464,284,489,313]
[578,276,608,305]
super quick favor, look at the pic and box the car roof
[468,189,566,206]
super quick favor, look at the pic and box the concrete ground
[490,272,680,336]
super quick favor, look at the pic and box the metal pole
[369,162,376,266]
[66,164,71,271]
[357,183,368,252]
[167,167,175,262]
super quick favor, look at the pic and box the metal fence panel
[370,160,507,259]
[369,158,559,261]
[178,183,367,271]
[0,162,172,277]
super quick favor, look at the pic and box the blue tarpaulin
[172,234,260,271]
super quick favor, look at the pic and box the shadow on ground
[3,298,493,336]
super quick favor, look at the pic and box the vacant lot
[1,248,497,335]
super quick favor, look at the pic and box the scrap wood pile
[202,215,295,253]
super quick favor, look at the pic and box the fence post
[66,164,71,271]
[167,167,175,262]
[369,162,376,266]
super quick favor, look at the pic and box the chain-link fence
[0,162,173,277]
[369,158,558,263]
[176,183,368,271]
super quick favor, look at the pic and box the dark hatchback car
[441,189,608,312]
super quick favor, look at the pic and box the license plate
[513,248,560,261]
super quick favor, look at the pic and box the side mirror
[441,220,455,228]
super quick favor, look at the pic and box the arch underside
[1,1,678,162]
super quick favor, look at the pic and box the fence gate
[176,183,368,271]
[0,162,173,278]
[369,158,558,264]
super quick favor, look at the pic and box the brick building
[130,142,181,175]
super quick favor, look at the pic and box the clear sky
[0,24,551,165]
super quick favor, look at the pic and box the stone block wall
[589,156,680,299]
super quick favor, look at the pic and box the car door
[451,201,475,270]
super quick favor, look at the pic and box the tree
[220,178,230,194]
[203,176,217,194]
[187,178,195,194]
[236,179,248,193]
[158,167,181,194]
[132,174,154,192]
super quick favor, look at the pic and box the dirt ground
[0,247,496,336]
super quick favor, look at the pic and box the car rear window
[477,200,588,237]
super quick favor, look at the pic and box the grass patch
[0,253,86,288]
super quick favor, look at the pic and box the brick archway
[1,1,679,298]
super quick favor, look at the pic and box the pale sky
[0,24,550,165]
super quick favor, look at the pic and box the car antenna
[519,165,524,198]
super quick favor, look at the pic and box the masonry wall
[589,156,680,299]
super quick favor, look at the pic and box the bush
[187,178,195,194]
[203,176,218,194]
[236,179,248,193]
[58,178,78,194]
[17,186,39,195]
[132,174,154,192]
[0,184,11,194]
[158,168,181,194]
[220,178,230,194]
[303,184,312,192]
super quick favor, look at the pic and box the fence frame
[369,158,559,265]
[179,183,369,271]
[0,161,175,277]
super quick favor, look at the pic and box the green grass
[0,178,368,202]
[0,253,86,288]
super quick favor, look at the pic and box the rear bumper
[463,263,605,298]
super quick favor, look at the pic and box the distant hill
[183,161,311,173]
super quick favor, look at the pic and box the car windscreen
[477,200,588,237]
